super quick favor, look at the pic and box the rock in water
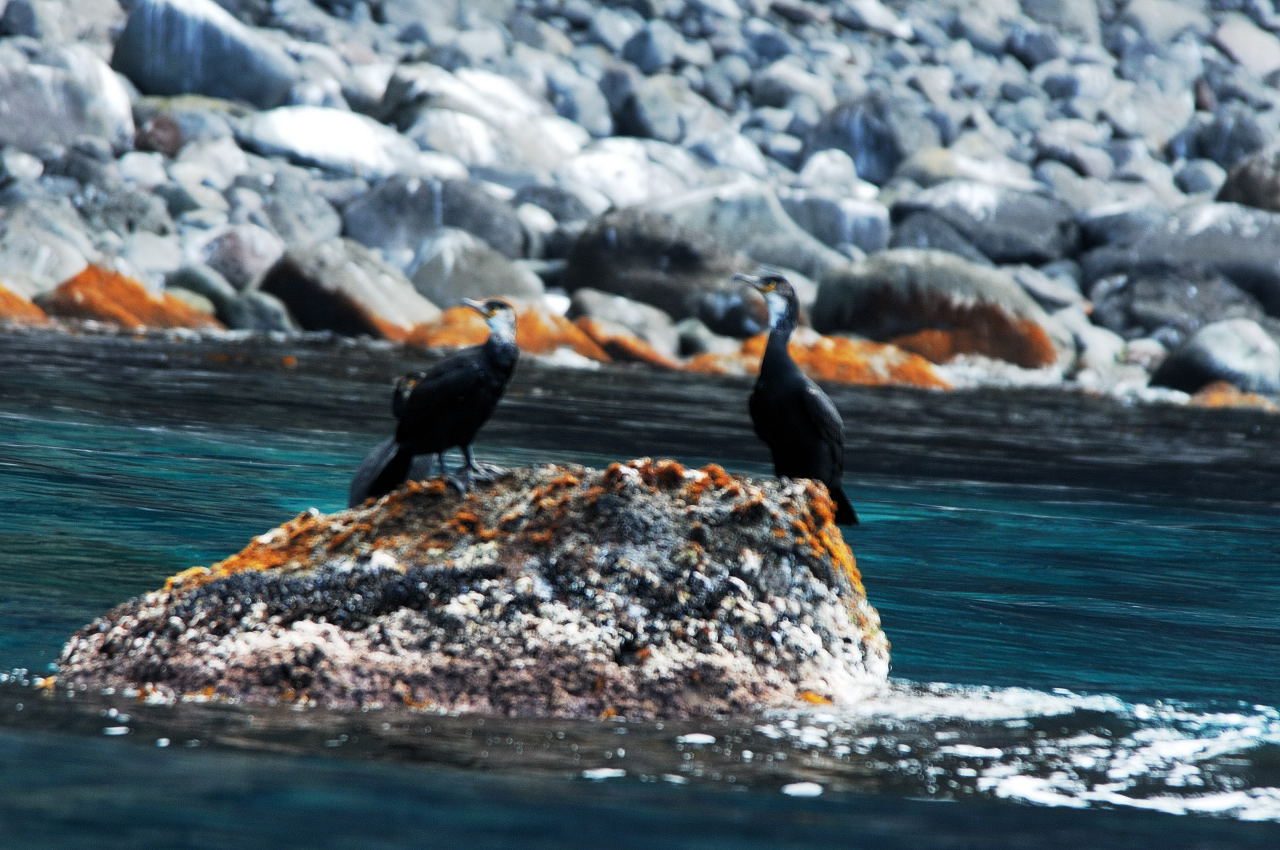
[57,460,889,718]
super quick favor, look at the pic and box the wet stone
[57,460,890,719]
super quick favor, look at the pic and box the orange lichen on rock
[635,458,688,490]
[573,316,680,369]
[742,332,952,390]
[166,509,333,593]
[682,463,740,502]
[515,306,611,360]
[682,349,759,377]
[514,471,584,544]
[887,307,1058,369]
[0,285,48,324]
[1189,381,1279,412]
[404,306,488,347]
[326,520,375,552]
[407,303,612,362]
[686,333,950,389]
[798,690,833,705]
[528,472,582,508]
[792,480,867,599]
[42,266,223,330]
[447,508,492,538]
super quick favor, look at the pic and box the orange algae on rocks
[681,463,739,502]
[573,316,680,369]
[1189,381,1279,412]
[0,285,48,324]
[889,310,1058,369]
[635,457,687,489]
[687,333,950,389]
[408,303,612,362]
[740,332,952,390]
[43,266,223,330]
[167,509,334,592]
[792,480,867,599]
[682,349,759,377]
[517,307,611,361]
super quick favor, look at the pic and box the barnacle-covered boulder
[58,459,890,719]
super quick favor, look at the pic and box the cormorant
[348,298,519,506]
[737,272,859,525]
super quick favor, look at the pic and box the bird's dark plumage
[348,298,519,506]
[738,273,858,525]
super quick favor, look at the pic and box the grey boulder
[410,229,545,305]
[1151,318,1280,395]
[112,0,300,109]
[653,180,849,283]
[258,238,441,339]
[342,176,527,270]
[1089,266,1268,349]
[892,180,1078,265]
[568,288,681,358]
[561,206,742,324]
[238,106,443,181]
[1082,202,1280,316]
[0,43,134,153]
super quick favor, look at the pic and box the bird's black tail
[830,483,860,526]
[348,436,415,507]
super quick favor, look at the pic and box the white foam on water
[760,681,1280,822]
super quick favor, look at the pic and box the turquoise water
[1,330,1278,845]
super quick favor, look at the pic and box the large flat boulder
[57,460,889,718]
[1083,202,1280,316]
[814,249,1071,369]
[561,206,743,325]
[258,238,440,340]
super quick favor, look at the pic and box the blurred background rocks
[1,0,1279,403]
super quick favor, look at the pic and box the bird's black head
[734,272,798,331]
[734,272,790,295]
[461,297,517,341]
[462,298,515,319]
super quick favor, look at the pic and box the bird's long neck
[763,291,798,368]
[484,313,519,370]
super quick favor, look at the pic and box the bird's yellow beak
[734,273,773,293]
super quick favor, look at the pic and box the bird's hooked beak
[735,273,789,328]
[461,297,488,316]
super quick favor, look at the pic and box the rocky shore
[1,0,1279,407]
[57,459,889,717]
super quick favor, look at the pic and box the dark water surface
[1,328,1277,846]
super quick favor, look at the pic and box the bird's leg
[456,445,505,482]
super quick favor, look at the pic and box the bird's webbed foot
[466,461,505,482]
[450,447,505,489]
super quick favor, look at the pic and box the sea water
[0,329,1277,846]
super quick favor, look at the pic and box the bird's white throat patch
[488,309,517,342]
[765,289,790,327]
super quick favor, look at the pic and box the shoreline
[4,322,1277,507]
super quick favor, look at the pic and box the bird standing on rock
[348,298,519,506]
[736,272,859,525]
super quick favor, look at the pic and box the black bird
[348,298,519,506]
[737,272,859,525]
